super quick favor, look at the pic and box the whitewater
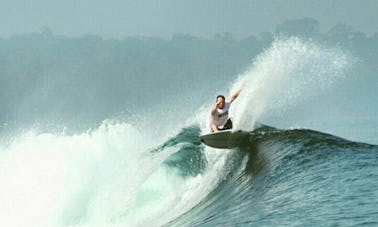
[0,37,377,227]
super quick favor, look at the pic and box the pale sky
[1,0,377,38]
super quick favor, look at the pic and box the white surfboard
[199,130,248,149]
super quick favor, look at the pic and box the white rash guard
[210,101,231,129]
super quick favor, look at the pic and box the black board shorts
[220,118,233,131]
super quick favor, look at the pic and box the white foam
[0,122,158,227]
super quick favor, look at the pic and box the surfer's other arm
[230,80,246,103]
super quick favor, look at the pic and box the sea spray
[231,37,351,130]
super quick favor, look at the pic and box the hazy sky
[1,0,377,39]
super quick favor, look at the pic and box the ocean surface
[0,35,377,226]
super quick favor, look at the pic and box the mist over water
[0,18,377,226]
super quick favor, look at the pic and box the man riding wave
[210,82,245,132]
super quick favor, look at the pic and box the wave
[0,37,376,227]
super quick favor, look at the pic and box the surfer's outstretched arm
[230,80,246,103]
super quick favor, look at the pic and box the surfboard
[199,130,248,149]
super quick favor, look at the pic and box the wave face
[167,125,378,226]
[0,37,377,227]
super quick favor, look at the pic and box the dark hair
[216,95,225,100]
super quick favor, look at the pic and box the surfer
[210,82,245,132]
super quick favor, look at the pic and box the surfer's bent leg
[221,118,233,130]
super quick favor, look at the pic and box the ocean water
[0,36,377,227]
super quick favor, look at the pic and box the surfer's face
[216,97,225,109]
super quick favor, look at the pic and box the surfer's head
[216,95,226,109]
